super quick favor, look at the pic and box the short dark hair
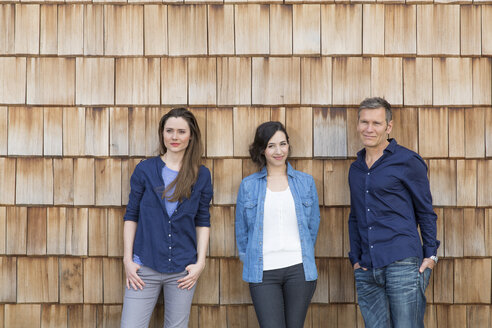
[358,97,392,124]
[249,121,289,168]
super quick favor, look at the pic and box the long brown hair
[158,108,203,202]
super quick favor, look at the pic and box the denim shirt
[235,162,320,283]
[124,157,213,274]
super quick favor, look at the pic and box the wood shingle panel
[104,5,143,56]
[63,107,86,156]
[108,208,125,257]
[346,107,364,157]
[85,107,109,156]
[0,4,15,54]
[371,57,403,105]
[232,107,270,157]
[83,257,103,303]
[314,107,347,158]
[293,5,320,55]
[0,159,16,203]
[301,57,332,106]
[15,4,39,55]
[418,107,448,158]
[40,5,57,55]
[332,57,371,106]
[315,207,344,257]
[0,256,16,302]
[417,5,460,55]
[168,5,207,56]
[487,209,492,256]
[116,58,160,105]
[477,159,492,207]
[0,107,6,154]
[5,304,41,328]
[235,4,269,55]
[328,258,355,303]
[252,57,300,105]
[44,107,63,156]
[219,258,251,304]
[67,305,98,328]
[144,107,168,156]
[8,106,43,155]
[384,5,416,55]
[464,107,485,158]
[88,208,108,256]
[482,5,492,55]
[47,207,67,255]
[84,5,104,56]
[189,58,217,106]
[65,208,88,256]
[0,207,5,254]
[103,258,124,303]
[463,208,486,256]
[312,259,329,303]
[457,160,477,207]
[444,208,463,257]
[403,58,433,106]
[294,159,324,205]
[212,159,242,205]
[433,258,454,303]
[6,207,27,255]
[144,5,168,56]
[362,4,384,55]
[324,160,351,206]
[429,160,456,206]
[27,207,47,255]
[472,58,492,106]
[321,4,362,55]
[466,305,491,328]
[76,58,114,106]
[27,58,75,105]
[161,57,188,105]
[390,107,418,152]
[286,107,313,157]
[433,58,473,106]
[17,257,58,302]
[60,258,83,304]
[58,4,83,55]
[208,5,234,55]
[461,5,481,56]
[41,305,67,328]
[193,259,219,304]
[207,107,233,157]
[448,107,465,158]
[454,259,491,303]
[53,158,74,206]
[95,159,121,206]
[217,57,252,106]
[199,306,227,328]
[110,107,129,156]
[74,158,95,206]
[269,4,292,55]
[0,57,26,104]
[16,158,53,205]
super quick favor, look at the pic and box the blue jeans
[354,257,431,328]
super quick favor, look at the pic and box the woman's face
[264,131,289,168]
[162,117,191,154]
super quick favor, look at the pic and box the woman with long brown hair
[121,108,213,328]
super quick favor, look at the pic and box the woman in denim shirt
[121,108,213,328]
[235,121,320,328]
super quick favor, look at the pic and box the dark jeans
[249,263,317,328]
[354,257,432,328]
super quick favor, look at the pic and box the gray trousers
[121,266,196,328]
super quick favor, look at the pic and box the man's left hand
[419,258,435,273]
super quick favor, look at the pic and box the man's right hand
[354,262,368,271]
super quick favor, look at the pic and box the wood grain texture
[233,107,270,157]
[433,58,473,106]
[43,107,63,156]
[0,57,26,104]
[168,5,207,56]
[5,304,41,328]
[428,160,456,206]
[316,207,344,257]
[84,5,104,55]
[40,5,57,55]
[321,4,362,55]
[116,58,160,105]
[0,106,6,155]
[83,258,103,303]
[188,58,217,106]
[418,107,448,158]
[74,158,95,206]
[110,107,129,156]
[6,207,27,255]
[85,107,109,156]
[487,108,492,158]
[448,107,465,158]
[17,257,58,302]
[0,158,15,205]
[58,4,83,55]
[417,4,460,55]
[88,208,108,256]
[294,159,324,205]
[47,207,67,255]
[16,158,53,205]
[461,5,481,56]
[252,57,300,105]
[314,107,347,157]
[0,4,15,54]
[108,208,125,257]
[212,159,242,205]
[456,160,477,207]
[193,258,219,304]
[463,209,486,257]
[8,106,43,155]
[15,4,39,54]
[301,57,332,105]
[235,4,269,55]
[95,159,121,206]
[208,5,234,55]
[103,258,124,303]
[433,258,454,303]
[0,207,5,254]
[270,4,292,55]
[0,256,16,302]
[286,107,312,157]
[41,305,67,328]
[76,58,114,106]
[324,160,351,206]
[443,208,463,257]
[144,5,167,56]
[332,57,371,105]
[65,208,88,256]
[293,4,320,55]
[362,4,384,55]
[464,107,485,158]
[27,207,46,255]
[390,107,418,152]
[454,259,491,303]
[472,59,492,106]
[207,107,233,157]
[371,57,402,105]
[104,5,143,56]
[60,258,83,304]
[328,258,355,303]
[484,5,492,55]
[219,258,251,304]
[385,4,416,55]
[403,58,433,106]
[477,159,492,206]
[217,57,251,106]
[161,57,187,105]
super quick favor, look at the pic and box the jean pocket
[420,268,432,293]
[393,256,419,266]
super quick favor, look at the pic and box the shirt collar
[258,161,295,178]
[356,139,398,162]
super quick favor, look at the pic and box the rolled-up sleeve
[195,168,213,227]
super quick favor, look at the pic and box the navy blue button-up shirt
[348,139,440,269]
[124,157,213,273]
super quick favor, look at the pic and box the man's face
[357,107,393,149]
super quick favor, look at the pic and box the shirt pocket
[301,197,314,218]
[243,201,258,226]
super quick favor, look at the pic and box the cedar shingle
[58,4,83,55]
[188,58,217,106]
[16,158,53,205]
[217,57,252,106]
[144,5,168,56]
[403,58,433,106]
[104,5,143,56]
[0,57,26,104]
[293,5,320,55]
[363,4,384,55]
[17,257,58,302]
[314,107,347,157]
[8,106,43,155]
[270,4,292,55]
[233,107,270,157]
[208,5,235,55]
[76,58,114,106]
[44,107,63,156]
[235,4,269,55]
[321,4,362,55]
[301,57,332,105]
[15,4,39,54]
[433,58,472,106]
[286,107,312,157]
[168,5,207,56]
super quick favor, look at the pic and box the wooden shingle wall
[0,2,491,328]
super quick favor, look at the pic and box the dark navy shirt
[124,157,213,273]
[348,139,440,269]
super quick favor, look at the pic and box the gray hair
[358,97,392,124]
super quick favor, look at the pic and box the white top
[262,187,303,271]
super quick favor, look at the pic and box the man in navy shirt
[348,97,439,328]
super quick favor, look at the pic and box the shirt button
[366,190,369,193]
[168,259,171,261]
[168,234,171,237]
[367,172,370,175]
[369,227,372,230]
[370,245,374,248]
[367,209,370,212]
[169,246,171,249]
[168,221,171,224]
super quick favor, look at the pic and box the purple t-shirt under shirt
[133,165,179,266]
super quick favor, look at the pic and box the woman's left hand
[177,261,205,290]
